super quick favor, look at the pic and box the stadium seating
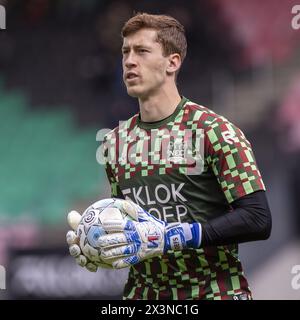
[0,79,105,224]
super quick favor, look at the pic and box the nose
[124,51,137,69]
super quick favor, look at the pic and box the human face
[122,29,170,99]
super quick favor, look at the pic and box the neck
[138,84,181,122]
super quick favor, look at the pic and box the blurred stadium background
[0,0,300,299]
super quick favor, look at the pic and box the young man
[67,13,272,300]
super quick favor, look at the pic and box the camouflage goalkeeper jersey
[103,97,265,300]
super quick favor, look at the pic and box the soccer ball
[76,198,132,266]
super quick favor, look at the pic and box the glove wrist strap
[164,222,202,252]
[182,223,202,249]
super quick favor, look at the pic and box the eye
[138,49,149,54]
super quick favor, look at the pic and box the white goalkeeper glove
[66,210,112,272]
[97,201,202,269]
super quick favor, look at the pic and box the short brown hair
[122,13,187,63]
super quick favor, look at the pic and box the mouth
[125,72,139,82]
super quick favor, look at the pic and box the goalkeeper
[67,13,272,300]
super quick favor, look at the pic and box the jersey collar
[137,96,188,130]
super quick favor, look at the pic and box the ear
[166,53,181,75]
